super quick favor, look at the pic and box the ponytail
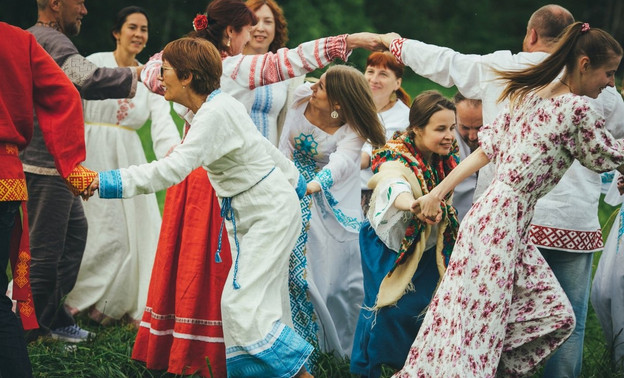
[497,22,622,104]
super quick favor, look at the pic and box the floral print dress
[394,93,624,377]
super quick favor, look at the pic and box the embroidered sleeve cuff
[313,169,334,193]
[98,170,123,199]
[389,38,406,65]
[326,34,349,62]
[64,165,97,196]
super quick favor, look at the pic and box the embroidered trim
[61,54,98,88]
[390,38,407,65]
[99,170,123,198]
[529,224,603,252]
[0,179,27,201]
[13,250,30,289]
[142,307,223,325]
[226,321,313,378]
[22,164,59,176]
[0,143,18,156]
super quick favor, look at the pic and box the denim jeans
[0,201,33,377]
[539,247,593,378]
[25,173,87,335]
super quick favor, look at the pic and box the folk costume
[351,133,459,377]
[133,35,353,377]
[279,84,365,361]
[395,92,624,377]
[99,90,310,377]
[0,22,94,377]
[388,36,624,375]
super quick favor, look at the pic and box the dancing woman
[395,22,624,376]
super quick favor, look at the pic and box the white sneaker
[50,324,95,343]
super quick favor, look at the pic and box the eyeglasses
[160,65,173,77]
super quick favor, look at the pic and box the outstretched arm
[415,148,489,220]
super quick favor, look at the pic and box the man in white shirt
[452,92,482,223]
[383,4,624,377]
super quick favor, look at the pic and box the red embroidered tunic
[0,22,94,328]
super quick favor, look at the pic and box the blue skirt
[350,220,439,377]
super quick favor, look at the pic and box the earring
[226,37,231,48]
[330,110,339,119]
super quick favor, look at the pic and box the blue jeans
[539,248,593,378]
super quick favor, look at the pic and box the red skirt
[132,168,231,377]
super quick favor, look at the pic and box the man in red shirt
[0,22,94,377]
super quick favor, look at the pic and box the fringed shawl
[368,133,459,308]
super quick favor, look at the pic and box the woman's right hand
[412,194,442,224]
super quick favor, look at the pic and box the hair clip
[581,23,590,33]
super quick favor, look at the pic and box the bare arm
[415,147,490,219]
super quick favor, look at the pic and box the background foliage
[2,0,622,77]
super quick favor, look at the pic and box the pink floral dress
[394,93,624,377]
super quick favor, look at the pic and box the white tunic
[390,37,624,252]
[99,91,312,376]
[66,52,180,321]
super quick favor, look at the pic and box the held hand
[413,194,443,224]
[379,32,401,48]
[81,176,99,201]
[410,200,442,225]
[306,181,321,196]
[346,32,388,51]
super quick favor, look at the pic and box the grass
[24,189,624,377]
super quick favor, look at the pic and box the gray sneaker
[50,324,95,343]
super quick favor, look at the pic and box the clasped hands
[411,193,443,225]
[81,176,99,201]
[346,32,401,52]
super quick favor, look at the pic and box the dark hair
[408,90,455,138]
[187,0,257,54]
[528,4,575,46]
[365,51,411,106]
[162,38,222,95]
[325,65,386,148]
[245,0,288,52]
[110,6,149,45]
[453,92,482,108]
[498,22,623,103]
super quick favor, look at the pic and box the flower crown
[193,14,208,31]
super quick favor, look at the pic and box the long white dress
[591,172,624,365]
[279,84,365,358]
[98,90,311,377]
[65,52,180,321]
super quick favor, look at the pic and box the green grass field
[25,77,624,377]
